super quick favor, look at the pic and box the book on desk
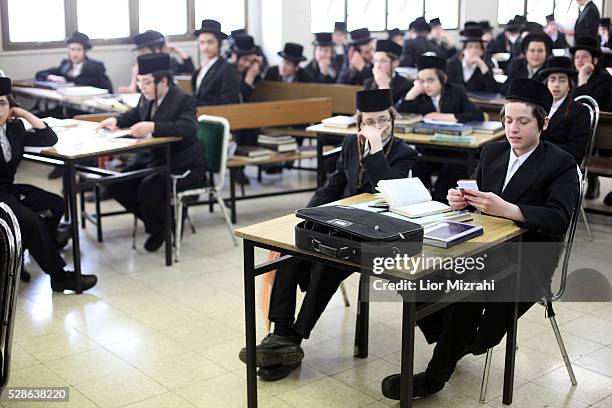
[376,178,452,218]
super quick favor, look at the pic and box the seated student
[0,78,98,292]
[539,57,590,164]
[479,20,495,47]
[502,31,552,93]
[400,18,441,67]
[332,22,349,72]
[337,28,375,85]
[387,28,404,47]
[36,31,112,92]
[100,54,207,252]
[429,18,457,60]
[600,18,610,48]
[363,40,412,104]
[303,33,339,83]
[487,17,522,71]
[382,78,580,400]
[238,89,418,381]
[396,55,484,200]
[192,19,241,106]
[447,26,499,93]
[264,43,313,83]
[545,14,570,50]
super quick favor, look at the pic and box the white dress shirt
[502,145,538,191]
[0,124,11,162]
[68,61,84,78]
[462,59,477,83]
[431,95,441,112]
[548,95,567,118]
[195,56,219,91]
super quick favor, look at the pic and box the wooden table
[306,123,506,187]
[235,193,525,408]
[23,120,179,292]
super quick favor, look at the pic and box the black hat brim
[132,40,165,51]
[313,40,335,47]
[277,51,307,63]
[461,36,484,43]
[194,29,228,40]
[232,46,259,56]
[538,67,578,79]
[350,36,374,46]
[569,45,602,58]
[66,39,92,49]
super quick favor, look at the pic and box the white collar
[509,144,538,163]
[549,95,567,117]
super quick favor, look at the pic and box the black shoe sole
[239,346,304,368]
[257,362,301,381]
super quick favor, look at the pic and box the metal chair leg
[132,216,138,250]
[549,314,578,386]
[175,200,183,262]
[216,193,237,246]
[580,206,593,242]
[479,348,493,403]
[340,281,350,307]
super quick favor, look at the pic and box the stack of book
[234,146,272,161]
[257,135,298,153]
[413,122,473,136]
[464,121,503,134]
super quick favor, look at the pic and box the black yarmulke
[0,77,11,96]
[506,78,553,112]
[416,55,446,72]
[137,53,171,75]
[375,39,402,57]
[356,89,393,112]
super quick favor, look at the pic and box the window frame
[497,0,606,27]
[1,0,247,51]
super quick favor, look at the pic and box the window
[77,0,130,39]
[312,0,460,33]
[5,0,66,43]
[139,0,188,36]
[498,0,605,26]
[194,0,246,33]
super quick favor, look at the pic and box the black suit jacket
[35,57,113,92]
[572,66,612,111]
[551,32,570,49]
[308,135,418,207]
[336,63,373,85]
[303,60,337,83]
[501,57,546,94]
[395,83,484,123]
[363,75,413,105]
[191,58,240,106]
[542,98,590,164]
[487,33,512,54]
[116,86,205,172]
[263,66,313,83]
[0,121,57,191]
[400,37,442,67]
[575,1,600,40]
[170,56,195,75]
[446,56,500,93]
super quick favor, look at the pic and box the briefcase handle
[311,238,350,259]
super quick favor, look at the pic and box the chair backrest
[573,95,600,177]
[197,114,230,190]
[0,203,22,392]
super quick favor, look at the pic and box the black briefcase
[295,205,424,263]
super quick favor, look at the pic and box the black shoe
[50,271,97,293]
[47,167,65,180]
[238,333,304,368]
[144,233,165,252]
[585,177,600,200]
[604,191,612,206]
[257,362,301,381]
[20,269,31,283]
[381,372,445,401]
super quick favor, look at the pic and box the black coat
[487,33,512,54]
[446,56,500,93]
[191,58,241,106]
[363,75,413,105]
[336,64,373,85]
[0,121,57,190]
[400,37,442,67]
[551,32,570,49]
[170,56,195,75]
[572,66,612,111]
[308,135,418,207]
[501,57,546,94]
[238,73,260,103]
[395,82,484,123]
[303,60,337,83]
[263,66,313,83]
[35,57,113,92]
[575,1,600,41]
[116,85,205,172]
[542,98,591,164]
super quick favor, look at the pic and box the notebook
[321,115,356,128]
[423,221,484,248]
[376,178,451,218]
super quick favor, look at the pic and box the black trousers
[268,259,353,339]
[109,162,206,236]
[0,184,66,278]
[412,148,470,202]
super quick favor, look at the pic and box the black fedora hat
[356,89,393,112]
[137,53,171,75]
[600,17,611,28]
[546,14,556,23]
[514,15,527,24]
[65,31,92,49]
[460,27,485,42]
[0,77,11,96]
[429,18,442,27]
[521,32,553,54]
[464,21,479,28]
[194,19,228,39]
[416,55,446,72]
[133,30,165,51]
[232,34,258,56]
[506,77,553,111]
[230,28,247,38]
[412,17,431,33]
[278,42,306,63]
[538,56,578,80]
[334,21,348,33]
[479,20,494,31]
[521,21,544,33]
[504,18,523,32]
[375,39,402,57]
[313,32,334,47]
[387,28,403,40]
[570,36,602,58]
[350,27,373,45]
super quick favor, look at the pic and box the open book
[376,178,451,218]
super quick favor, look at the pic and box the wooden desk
[24,120,179,291]
[13,86,136,114]
[235,193,525,408]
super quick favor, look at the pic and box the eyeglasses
[363,117,391,127]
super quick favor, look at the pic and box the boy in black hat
[487,17,522,57]
[303,33,339,83]
[429,18,457,60]
[599,17,610,48]
[264,42,313,83]
[332,21,349,69]
[399,17,441,68]
[387,28,404,46]
[502,31,552,93]
[479,20,494,46]
[544,14,570,49]
[0,77,98,293]
[337,28,375,85]
[36,31,112,92]
[364,39,412,104]
[238,89,417,381]
[100,54,207,252]
[382,77,579,401]
[447,26,499,93]
[191,19,241,106]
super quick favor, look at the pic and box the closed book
[464,121,503,134]
[259,142,298,152]
[257,134,296,144]
[235,146,272,158]
[431,134,475,144]
[423,221,484,248]
[321,115,356,128]
[414,122,473,136]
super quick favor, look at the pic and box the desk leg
[400,298,416,408]
[503,237,522,405]
[66,161,82,294]
[164,146,172,267]
[243,240,258,408]
[62,172,70,222]
[229,168,237,224]
[354,273,370,358]
[316,134,324,188]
